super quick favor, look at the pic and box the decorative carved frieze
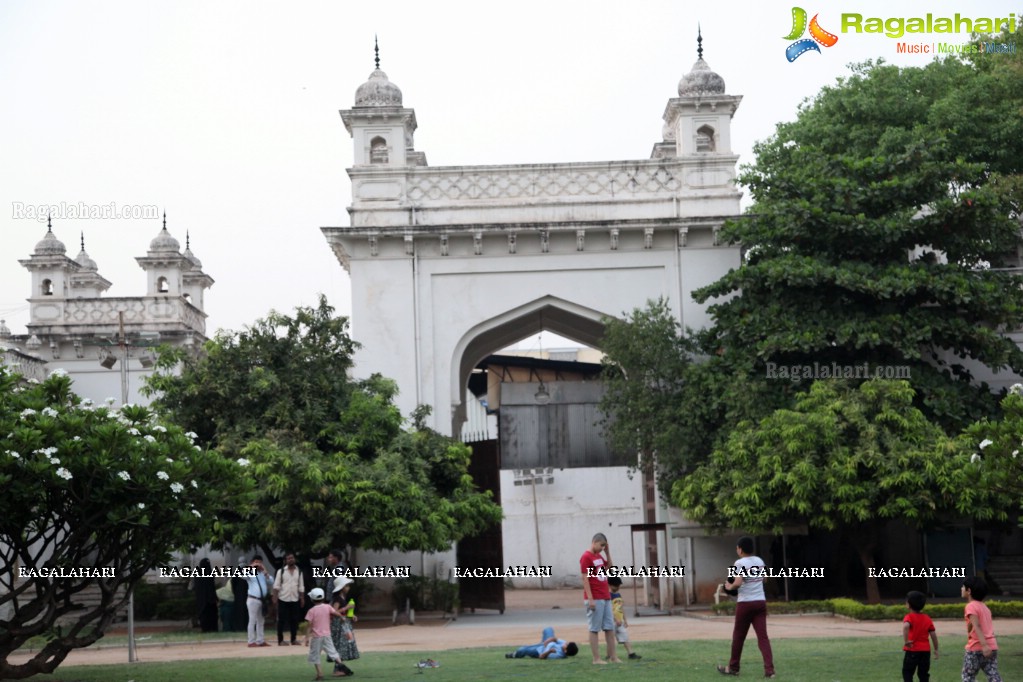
[405,164,684,204]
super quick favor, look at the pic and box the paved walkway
[10,589,1023,667]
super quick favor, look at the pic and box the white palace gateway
[322,37,745,606]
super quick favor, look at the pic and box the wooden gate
[456,438,505,613]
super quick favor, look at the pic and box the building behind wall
[2,216,213,404]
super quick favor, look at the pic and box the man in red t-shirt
[580,532,620,664]
[902,590,938,682]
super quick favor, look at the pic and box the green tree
[144,296,502,562]
[599,299,788,485]
[958,383,1023,503]
[0,368,250,679]
[674,380,1006,603]
[696,43,1023,434]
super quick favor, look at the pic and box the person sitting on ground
[505,627,579,659]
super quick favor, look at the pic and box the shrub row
[711,598,1023,620]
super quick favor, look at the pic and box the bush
[133,582,167,620]
[712,598,1023,620]
[712,600,833,616]
[391,576,459,612]
[155,596,195,620]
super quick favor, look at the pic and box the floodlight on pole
[99,311,138,663]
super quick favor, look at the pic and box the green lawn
[36,636,1023,681]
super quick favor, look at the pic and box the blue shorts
[586,599,614,633]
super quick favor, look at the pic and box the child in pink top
[305,587,343,681]
[961,577,1001,682]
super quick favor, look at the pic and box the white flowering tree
[0,367,252,679]
[959,385,1023,505]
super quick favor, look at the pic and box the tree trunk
[848,524,882,604]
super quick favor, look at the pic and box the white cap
[308,587,325,601]
[333,576,353,593]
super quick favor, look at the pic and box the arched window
[157,276,169,293]
[369,136,389,164]
[696,125,716,152]
[41,279,54,296]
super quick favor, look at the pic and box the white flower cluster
[56,467,73,480]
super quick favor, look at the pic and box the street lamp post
[115,311,139,664]
[105,311,160,664]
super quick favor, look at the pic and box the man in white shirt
[717,536,775,678]
[244,555,274,647]
[273,552,305,646]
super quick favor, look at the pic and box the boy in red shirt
[902,590,938,682]
[580,532,620,665]
[961,577,1002,682]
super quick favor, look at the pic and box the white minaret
[181,231,214,311]
[135,212,189,297]
[18,218,78,329]
[70,232,112,298]
[340,38,426,168]
[653,27,743,159]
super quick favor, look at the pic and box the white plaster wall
[347,256,419,409]
[499,466,644,589]
[424,251,684,435]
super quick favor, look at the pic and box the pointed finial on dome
[374,35,380,70]
[163,210,167,230]
[186,230,191,250]
[80,231,85,250]
[47,214,52,232]
[697,24,704,61]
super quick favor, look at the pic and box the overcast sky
[1,0,1016,343]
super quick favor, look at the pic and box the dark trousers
[729,600,774,676]
[902,650,931,681]
[276,600,301,643]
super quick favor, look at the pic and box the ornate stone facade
[4,217,213,404]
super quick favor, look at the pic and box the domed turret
[74,233,98,271]
[184,231,202,268]
[354,39,402,108]
[149,213,181,253]
[34,218,66,255]
[678,28,725,97]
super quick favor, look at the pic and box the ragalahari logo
[784,7,839,61]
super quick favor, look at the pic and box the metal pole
[530,472,544,589]
[119,312,138,664]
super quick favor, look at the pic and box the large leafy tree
[599,299,789,485]
[674,380,1008,603]
[696,37,1023,434]
[0,368,250,678]
[959,383,1023,502]
[144,296,502,562]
